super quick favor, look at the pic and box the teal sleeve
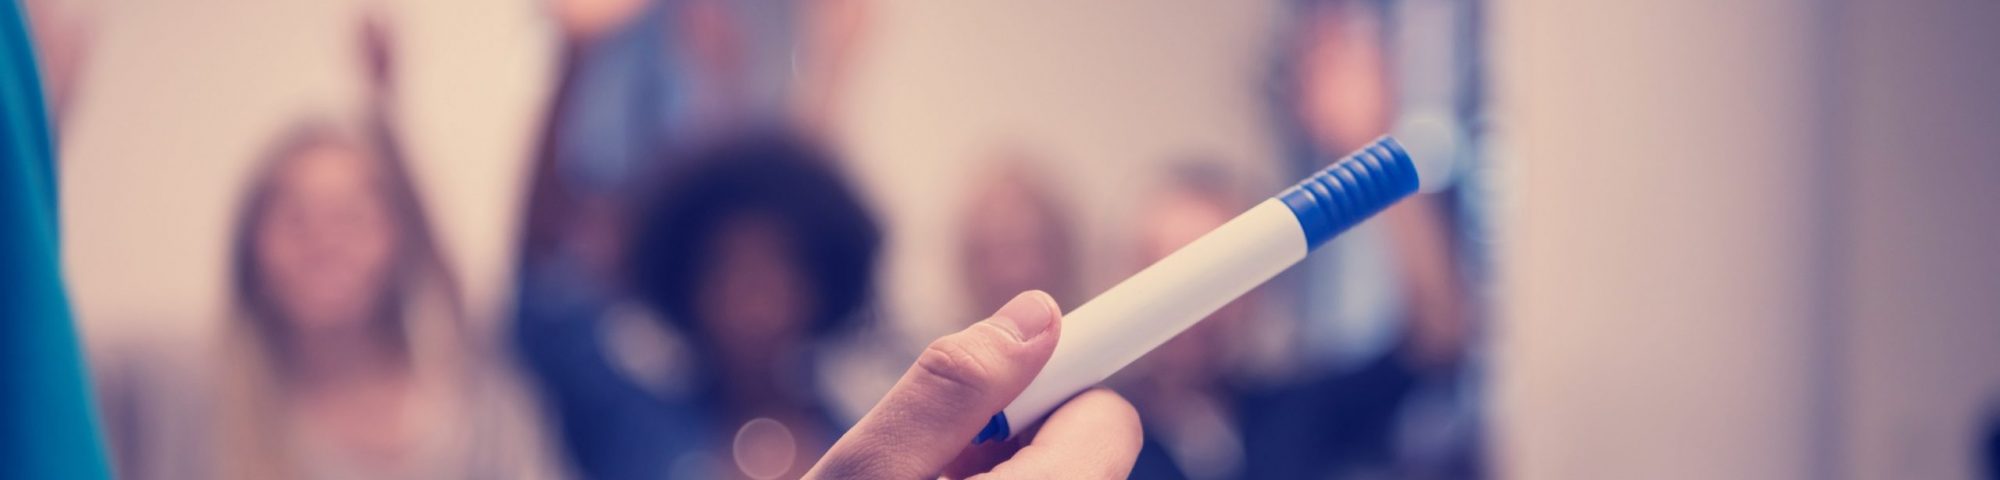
[0,1,114,478]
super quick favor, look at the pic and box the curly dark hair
[628,128,882,340]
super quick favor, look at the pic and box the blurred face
[963,178,1070,314]
[695,215,815,369]
[255,144,398,334]
[1300,8,1391,153]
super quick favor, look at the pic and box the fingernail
[991,290,1057,342]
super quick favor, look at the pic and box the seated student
[625,128,881,479]
[204,117,559,480]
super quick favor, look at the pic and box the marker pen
[974,135,1421,443]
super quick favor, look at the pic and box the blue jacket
[0,2,113,477]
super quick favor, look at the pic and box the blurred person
[4,3,1173,476]
[1293,0,1390,166]
[619,129,1146,478]
[1281,0,1472,370]
[957,149,1082,316]
[93,15,564,479]
[683,0,871,132]
[205,117,560,479]
[0,0,112,476]
[1261,0,1481,476]
[624,128,878,478]
[20,0,93,123]
[510,1,749,477]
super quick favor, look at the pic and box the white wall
[1492,1,1830,477]
[1493,0,2000,478]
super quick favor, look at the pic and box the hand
[806,291,1142,479]
[548,0,647,42]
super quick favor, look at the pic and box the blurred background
[20,0,2000,478]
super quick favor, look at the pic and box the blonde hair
[213,115,470,479]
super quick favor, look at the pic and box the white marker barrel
[974,136,1420,442]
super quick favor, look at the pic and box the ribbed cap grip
[1277,136,1420,249]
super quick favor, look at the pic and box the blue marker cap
[1277,136,1420,249]
[973,412,1010,444]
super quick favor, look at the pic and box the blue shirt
[0,2,113,477]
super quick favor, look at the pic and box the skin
[253,143,425,472]
[808,291,1143,479]
[1300,6,1391,156]
[252,145,1139,480]
[256,144,397,340]
[1299,6,1469,369]
[692,215,829,479]
[695,215,814,389]
[794,0,870,132]
[548,0,650,43]
[22,0,91,121]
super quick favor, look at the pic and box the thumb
[808,291,1062,479]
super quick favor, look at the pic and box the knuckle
[914,335,997,401]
